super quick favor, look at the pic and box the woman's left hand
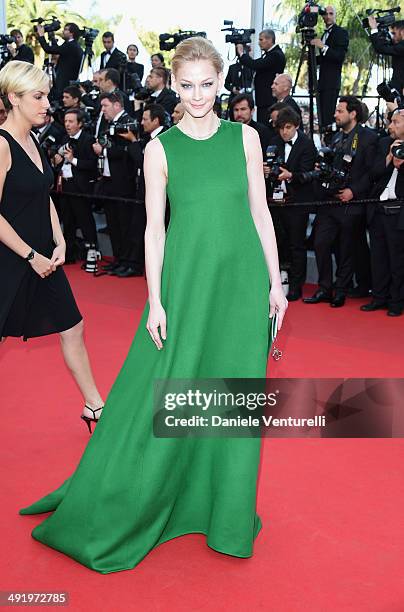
[50,243,66,267]
[269,285,288,330]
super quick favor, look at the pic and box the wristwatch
[24,248,36,262]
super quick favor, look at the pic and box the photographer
[361,108,404,316]
[93,91,139,277]
[310,6,349,128]
[62,85,83,110]
[147,67,178,115]
[236,29,286,124]
[53,109,98,263]
[230,93,271,157]
[267,107,317,300]
[36,22,83,100]
[224,60,253,107]
[99,31,126,70]
[7,29,34,64]
[304,96,378,307]
[126,44,144,81]
[98,68,133,115]
[369,16,404,93]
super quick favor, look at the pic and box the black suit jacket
[370,34,404,92]
[104,112,137,197]
[317,25,349,91]
[100,47,126,70]
[224,62,253,92]
[127,61,144,81]
[153,88,178,115]
[38,37,83,97]
[269,131,317,202]
[238,45,286,108]
[249,119,271,158]
[14,44,34,64]
[328,125,378,214]
[281,95,303,123]
[369,135,404,229]
[60,130,98,193]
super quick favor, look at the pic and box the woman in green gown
[19,37,288,573]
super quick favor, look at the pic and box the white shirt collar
[151,88,164,97]
[265,43,279,54]
[150,125,164,139]
[106,46,115,55]
[69,129,82,140]
[285,131,299,146]
[112,109,125,122]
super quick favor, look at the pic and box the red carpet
[1,265,403,611]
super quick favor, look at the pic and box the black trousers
[120,203,146,272]
[95,178,133,264]
[314,208,356,294]
[369,210,404,307]
[61,180,97,259]
[279,209,309,289]
[318,89,339,128]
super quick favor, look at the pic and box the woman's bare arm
[143,137,168,348]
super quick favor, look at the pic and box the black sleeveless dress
[0,129,82,341]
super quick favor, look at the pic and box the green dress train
[19,119,272,574]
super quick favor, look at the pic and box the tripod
[293,31,322,137]
[79,41,95,80]
[361,51,391,132]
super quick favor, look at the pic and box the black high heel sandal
[81,405,104,434]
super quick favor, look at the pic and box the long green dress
[19,119,272,574]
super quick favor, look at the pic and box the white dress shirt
[61,129,82,179]
[380,168,398,201]
[103,109,125,177]
[281,131,299,192]
[321,26,333,56]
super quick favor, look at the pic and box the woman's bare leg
[59,320,104,418]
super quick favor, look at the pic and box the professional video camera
[296,0,326,41]
[31,17,61,35]
[0,34,15,45]
[377,81,404,106]
[392,141,404,159]
[265,145,284,181]
[80,26,99,46]
[221,20,255,46]
[362,7,401,31]
[300,146,352,193]
[159,30,207,52]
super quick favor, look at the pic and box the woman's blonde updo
[171,36,224,76]
[0,60,50,111]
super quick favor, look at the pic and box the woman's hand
[146,302,167,350]
[50,243,66,267]
[29,253,56,278]
[269,285,288,330]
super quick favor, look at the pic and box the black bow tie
[286,140,294,146]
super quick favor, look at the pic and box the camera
[221,21,255,46]
[300,146,351,193]
[159,30,207,52]
[0,34,16,45]
[58,140,77,157]
[362,7,401,30]
[392,141,404,159]
[98,118,139,149]
[377,81,404,106]
[265,145,284,180]
[296,1,326,40]
[80,26,99,46]
[31,17,61,35]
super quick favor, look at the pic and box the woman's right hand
[29,253,56,278]
[146,302,167,350]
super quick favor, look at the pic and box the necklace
[177,116,221,140]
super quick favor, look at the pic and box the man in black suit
[8,29,34,63]
[271,73,302,123]
[53,109,98,262]
[93,92,139,276]
[310,6,349,128]
[224,60,254,112]
[99,31,126,71]
[236,29,286,125]
[36,22,83,101]
[304,96,378,307]
[147,67,178,116]
[126,44,144,81]
[361,109,404,317]
[267,107,317,300]
[368,17,404,93]
[230,93,271,158]
[98,68,133,115]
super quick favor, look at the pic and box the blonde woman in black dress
[0,61,103,432]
